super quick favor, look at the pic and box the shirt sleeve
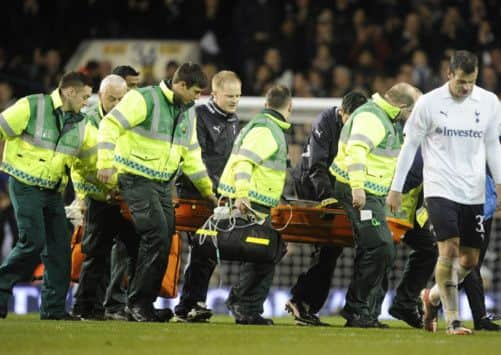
[344,112,386,189]
[181,114,213,197]
[485,101,501,184]
[0,98,31,140]
[233,127,278,198]
[97,90,147,170]
[391,97,428,192]
[308,114,336,199]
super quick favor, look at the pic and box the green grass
[0,315,499,355]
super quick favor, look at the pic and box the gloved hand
[65,199,85,227]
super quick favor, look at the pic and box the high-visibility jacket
[97,80,213,196]
[71,102,111,201]
[218,109,290,207]
[330,93,403,196]
[0,90,86,190]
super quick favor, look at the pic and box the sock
[434,256,459,327]
[456,263,472,284]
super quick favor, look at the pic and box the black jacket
[176,99,240,198]
[293,106,342,201]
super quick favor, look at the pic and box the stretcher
[174,198,410,247]
[33,198,410,298]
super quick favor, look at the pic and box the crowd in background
[1,0,501,108]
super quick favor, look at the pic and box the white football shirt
[391,83,501,204]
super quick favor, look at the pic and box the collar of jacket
[261,108,291,131]
[334,106,343,127]
[50,89,63,110]
[98,101,105,119]
[207,98,238,122]
[160,80,194,110]
[51,89,84,124]
[371,93,400,120]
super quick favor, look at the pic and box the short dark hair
[59,71,93,89]
[341,91,367,114]
[172,62,208,89]
[112,65,140,78]
[265,84,291,110]
[450,50,478,74]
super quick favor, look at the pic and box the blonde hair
[211,70,241,92]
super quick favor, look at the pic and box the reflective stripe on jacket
[218,109,290,207]
[0,90,85,189]
[330,93,403,196]
[71,103,110,201]
[97,80,212,196]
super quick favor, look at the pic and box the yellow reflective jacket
[0,90,86,190]
[71,102,112,201]
[97,81,212,196]
[330,93,403,196]
[218,109,290,207]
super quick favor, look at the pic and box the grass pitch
[0,315,499,355]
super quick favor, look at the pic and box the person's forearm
[390,137,421,192]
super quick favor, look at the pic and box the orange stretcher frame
[174,198,409,247]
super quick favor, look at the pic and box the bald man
[71,75,138,321]
[330,82,420,328]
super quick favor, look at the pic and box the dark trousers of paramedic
[74,197,137,313]
[119,174,174,309]
[290,245,343,313]
[103,239,129,313]
[225,215,276,316]
[175,232,217,314]
[390,227,438,313]
[460,218,493,325]
[334,181,396,320]
[0,178,71,318]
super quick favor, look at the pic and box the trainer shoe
[175,302,212,323]
[235,314,274,325]
[104,309,129,321]
[474,317,500,331]
[285,300,329,326]
[79,310,106,321]
[420,288,439,332]
[389,305,423,329]
[447,320,473,335]
[154,308,174,322]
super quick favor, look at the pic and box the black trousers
[119,174,174,308]
[74,198,137,312]
[290,245,343,313]
[460,217,493,324]
[175,232,217,313]
[103,239,128,313]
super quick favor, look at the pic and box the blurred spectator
[311,44,335,77]
[164,60,179,81]
[331,65,352,97]
[480,66,500,97]
[201,62,219,95]
[43,49,62,91]
[2,1,501,99]
[263,48,294,89]
[80,60,101,92]
[112,65,140,88]
[99,60,113,79]
[252,64,273,96]
[0,82,14,111]
[307,69,327,97]
[293,72,313,97]
[396,13,425,64]
[411,50,433,92]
